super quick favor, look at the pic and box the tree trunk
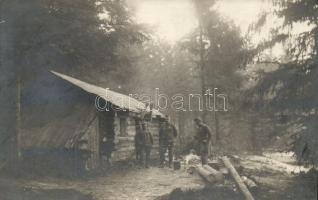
[177,112,185,148]
[198,18,207,122]
[214,111,220,142]
[0,1,19,171]
[16,74,21,161]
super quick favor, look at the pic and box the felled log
[195,166,218,184]
[222,157,255,200]
[219,167,229,175]
[242,176,257,190]
[208,160,221,170]
[203,165,224,182]
[219,167,230,179]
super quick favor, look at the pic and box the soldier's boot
[168,145,173,168]
[145,147,151,168]
[168,154,173,168]
[159,146,165,168]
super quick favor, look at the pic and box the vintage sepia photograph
[0,0,317,199]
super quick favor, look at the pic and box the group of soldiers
[134,116,212,168]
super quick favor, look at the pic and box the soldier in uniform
[140,122,153,168]
[159,116,177,168]
[135,121,143,165]
[101,136,115,167]
[193,117,212,165]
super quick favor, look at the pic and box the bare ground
[0,166,204,200]
[0,153,316,200]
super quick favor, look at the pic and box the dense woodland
[0,0,317,170]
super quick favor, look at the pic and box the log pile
[191,156,255,200]
[185,153,307,200]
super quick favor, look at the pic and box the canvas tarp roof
[21,71,164,150]
[20,70,99,150]
[51,71,164,118]
[21,101,97,150]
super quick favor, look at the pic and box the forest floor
[0,152,316,200]
[0,163,204,200]
[159,152,317,200]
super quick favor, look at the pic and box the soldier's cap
[193,117,202,122]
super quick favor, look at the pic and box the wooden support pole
[222,157,255,200]
[16,74,21,161]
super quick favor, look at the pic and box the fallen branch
[222,156,255,200]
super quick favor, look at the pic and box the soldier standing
[101,136,115,168]
[193,117,212,165]
[159,117,177,168]
[140,122,153,168]
[135,121,143,165]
